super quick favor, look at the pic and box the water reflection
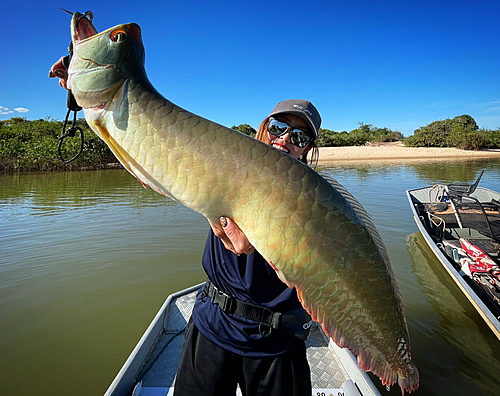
[0,169,208,395]
[0,170,177,213]
[408,159,500,185]
[406,233,500,395]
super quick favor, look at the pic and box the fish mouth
[66,11,129,110]
[71,11,99,45]
[48,11,98,84]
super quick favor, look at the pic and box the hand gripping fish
[55,12,419,393]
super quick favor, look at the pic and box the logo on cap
[293,104,313,116]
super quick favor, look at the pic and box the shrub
[0,117,116,172]
[446,125,485,150]
[404,114,482,148]
[482,128,500,149]
[316,129,351,147]
[232,124,256,137]
[316,123,403,147]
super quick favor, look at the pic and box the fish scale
[65,12,419,393]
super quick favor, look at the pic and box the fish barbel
[62,12,419,393]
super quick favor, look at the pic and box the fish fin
[295,286,419,394]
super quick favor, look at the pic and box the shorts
[173,318,311,396]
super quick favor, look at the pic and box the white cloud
[0,106,14,115]
[0,106,30,115]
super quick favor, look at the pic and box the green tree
[446,125,485,150]
[316,129,351,147]
[482,128,500,148]
[405,114,480,148]
[316,123,403,147]
[231,124,256,137]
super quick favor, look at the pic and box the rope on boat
[428,213,446,240]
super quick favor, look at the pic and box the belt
[205,279,281,332]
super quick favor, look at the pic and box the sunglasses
[267,118,312,148]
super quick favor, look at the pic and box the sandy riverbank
[317,142,500,164]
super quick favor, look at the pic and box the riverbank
[3,141,500,173]
[318,141,500,164]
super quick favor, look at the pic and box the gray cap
[268,99,322,140]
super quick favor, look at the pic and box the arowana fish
[55,12,419,393]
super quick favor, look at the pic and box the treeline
[316,123,403,147]
[1,114,499,173]
[403,115,500,150]
[0,117,116,172]
[233,115,499,149]
[231,122,403,147]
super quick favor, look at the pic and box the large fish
[58,12,419,393]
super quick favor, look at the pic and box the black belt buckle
[208,282,235,313]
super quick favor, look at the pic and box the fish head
[68,12,146,109]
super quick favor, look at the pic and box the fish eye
[111,29,127,42]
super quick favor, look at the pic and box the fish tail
[397,362,420,394]
[297,286,419,394]
[355,341,419,394]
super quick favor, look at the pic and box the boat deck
[105,284,381,396]
[418,202,500,257]
[135,288,350,389]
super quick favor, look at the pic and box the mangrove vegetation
[1,117,116,173]
[1,114,499,172]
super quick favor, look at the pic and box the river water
[1,159,500,395]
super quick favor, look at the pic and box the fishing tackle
[57,10,94,163]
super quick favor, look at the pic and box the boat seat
[446,170,484,197]
[444,170,500,242]
[447,193,500,242]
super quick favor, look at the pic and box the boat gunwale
[103,283,204,396]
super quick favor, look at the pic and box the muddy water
[1,158,500,395]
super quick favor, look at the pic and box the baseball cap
[268,99,321,140]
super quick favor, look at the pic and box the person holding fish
[173,99,322,396]
[50,50,320,394]
[50,11,419,393]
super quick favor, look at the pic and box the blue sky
[1,1,499,136]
